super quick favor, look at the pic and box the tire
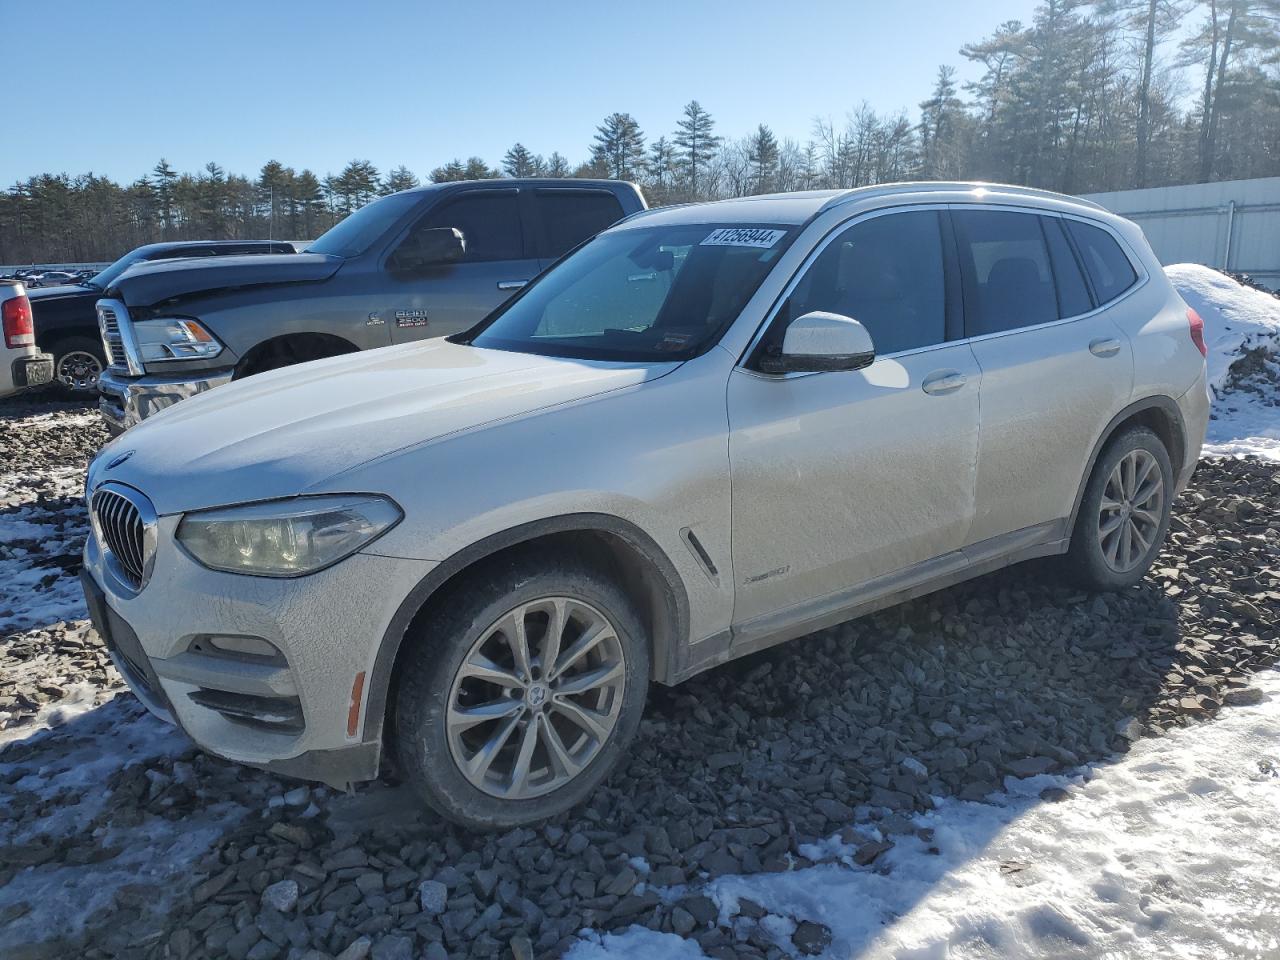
[1064,425,1174,591]
[393,553,651,830]
[51,336,106,396]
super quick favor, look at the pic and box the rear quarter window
[1065,220,1138,304]
[535,190,627,259]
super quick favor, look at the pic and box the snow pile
[574,671,1280,959]
[1167,263,1280,460]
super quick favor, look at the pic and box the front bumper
[81,516,436,787]
[98,365,233,434]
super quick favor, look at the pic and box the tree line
[3,0,1278,265]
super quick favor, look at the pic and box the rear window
[535,190,627,259]
[1065,220,1138,304]
[1041,217,1093,318]
[953,209,1058,336]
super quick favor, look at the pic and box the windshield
[463,223,796,362]
[88,252,146,289]
[305,191,422,258]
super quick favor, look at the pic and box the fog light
[191,634,283,661]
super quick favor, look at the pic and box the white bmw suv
[81,183,1209,829]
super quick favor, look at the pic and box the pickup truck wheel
[52,338,105,395]
[393,556,650,830]
[1065,425,1173,591]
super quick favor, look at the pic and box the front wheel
[1064,425,1174,591]
[393,555,650,830]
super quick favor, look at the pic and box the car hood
[93,339,677,515]
[27,284,96,303]
[109,253,342,306]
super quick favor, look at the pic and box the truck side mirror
[391,227,466,273]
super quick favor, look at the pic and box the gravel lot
[1,392,1278,960]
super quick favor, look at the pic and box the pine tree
[591,113,646,180]
[918,66,965,178]
[430,159,468,183]
[464,157,499,180]
[673,101,722,198]
[502,143,543,177]
[383,165,420,193]
[544,152,571,177]
[151,159,178,234]
[746,124,780,194]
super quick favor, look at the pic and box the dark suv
[96,179,645,431]
[30,240,299,395]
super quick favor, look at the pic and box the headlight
[133,316,223,362]
[176,495,402,577]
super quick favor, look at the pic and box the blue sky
[7,0,1042,185]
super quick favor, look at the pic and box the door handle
[497,280,528,291]
[1089,337,1121,357]
[921,370,967,395]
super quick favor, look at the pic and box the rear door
[529,188,629,270]
[953,206,1137,546]
[384,188,539,343]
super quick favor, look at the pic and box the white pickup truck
[1,280,54,399]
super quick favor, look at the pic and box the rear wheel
[393,555,650,829]
[52,337,105,396]
[1064,426,1173,591]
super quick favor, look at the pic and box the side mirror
[759,311,876,374]
[392,227,466,272]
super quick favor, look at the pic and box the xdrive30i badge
[395,309,429,328]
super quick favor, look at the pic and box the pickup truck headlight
[176,495,402,577]
[133,316,223,362]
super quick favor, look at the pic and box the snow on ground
[1168,263,1280,460]
[571,670,1280,960]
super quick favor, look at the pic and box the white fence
[1082,177,1280,289]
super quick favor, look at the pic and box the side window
[783,210,946,355]
[1065,220,1138,304]
[953,209,1058,336]
[1041,217,1093,318]
[535,190,626,259]
[412,191,524,263]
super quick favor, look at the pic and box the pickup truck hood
[94,339,676,515]
[109,253,341,306]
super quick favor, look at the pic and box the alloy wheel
[445,596,626,800]
[56,350,103,393]
[1098,448,1164,573]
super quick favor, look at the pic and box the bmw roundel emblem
[106,450,135,470]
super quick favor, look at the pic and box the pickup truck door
[383,189,540,343]
[530,188,631,271]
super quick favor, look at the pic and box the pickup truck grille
[98,305,130,369]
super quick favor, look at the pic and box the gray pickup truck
[96,178,645,432]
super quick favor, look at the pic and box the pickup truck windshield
[462,223,796,362]
[307,192,422,258]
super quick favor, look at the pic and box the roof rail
[818,181,1109,214]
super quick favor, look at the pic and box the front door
[385,189,540,342]
[728,208,981,628]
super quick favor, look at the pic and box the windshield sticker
[700,227,787,249]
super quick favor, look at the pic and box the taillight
[1186,307,1207,357]
[2,295,34,349]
